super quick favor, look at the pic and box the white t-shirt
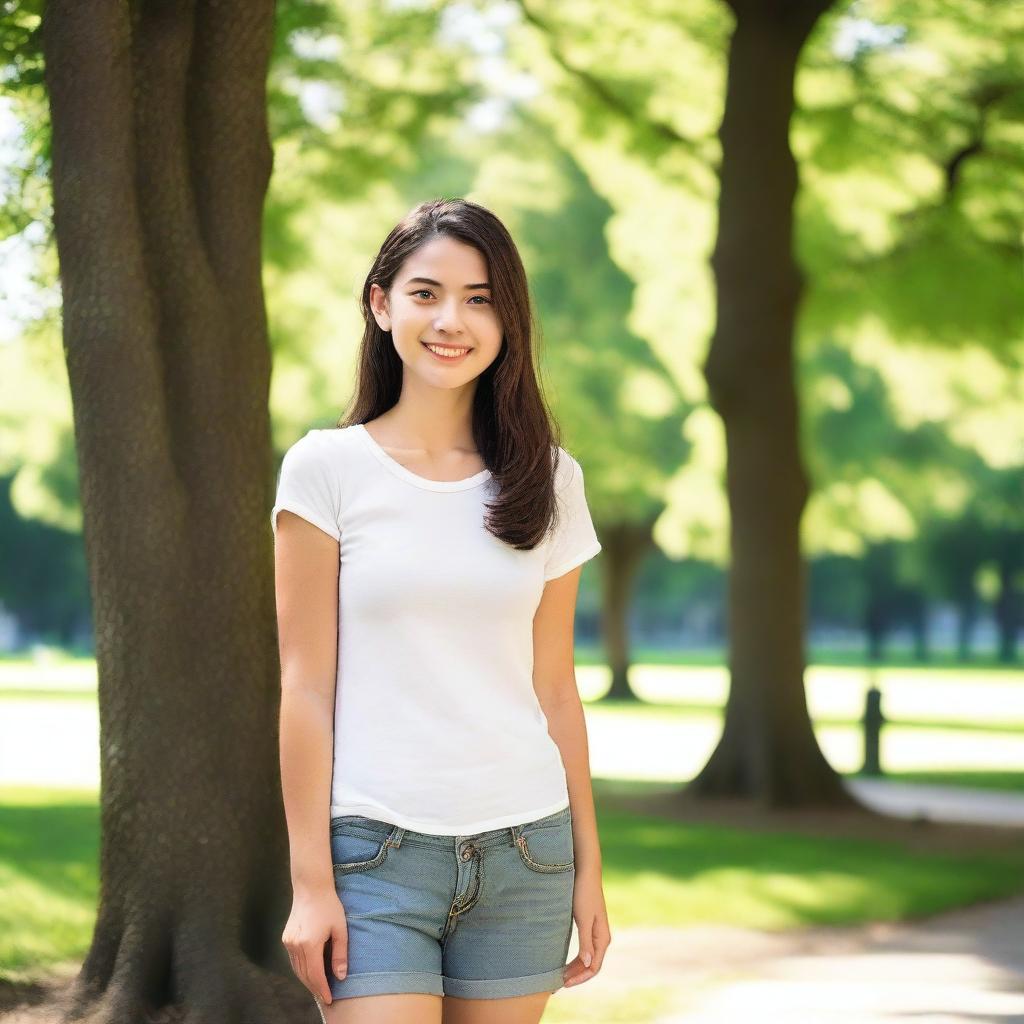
[271,423,602,835]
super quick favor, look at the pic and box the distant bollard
[862,685,885,776]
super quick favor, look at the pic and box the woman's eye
[411,290,490,305]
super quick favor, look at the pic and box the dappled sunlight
[804,476,917,555]
[592,803,1022,929]
[583,663,1024,727]
[658,408,729,563]
[5,660,1018,791]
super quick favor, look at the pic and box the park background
[0,0,1022,1021]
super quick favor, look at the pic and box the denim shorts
[318,803,575,1005]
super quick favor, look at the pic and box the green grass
[5,647,1023,689]
[0,788,99,981]
[8,685,1020,744]
[0,688,97,702]
[3,783,1023,986]
[2,650,1020,1020]
[581,698,1024,734]
[600,769,1023,794]
[575,647,1024,673]
[594,807,1024,930]
[4,667,1019,741]
[880,770,1024,792]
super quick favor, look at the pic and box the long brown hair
[337,197,566,551]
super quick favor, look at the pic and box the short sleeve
[271,431,342,542]
[543,451,602,581]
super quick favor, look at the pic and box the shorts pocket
[329,818,394,875]
[516,820,575,873]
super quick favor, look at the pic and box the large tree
[694,0,854,805]
[511,0,855,805]
[40,3,308,1020]
[505,0,1024,803]
[33,0,476,1019]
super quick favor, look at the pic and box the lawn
[2,780,1023,986]
[1,651,1021,993]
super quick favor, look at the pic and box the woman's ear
[369,283,391,332]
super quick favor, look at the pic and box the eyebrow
[404,276,491,290]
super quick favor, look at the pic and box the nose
[433,297,465,335]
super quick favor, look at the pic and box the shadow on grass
[2,780,1023,988]
[590,777,1024,930]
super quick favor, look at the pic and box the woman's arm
[274,512,353,1006]
[532,565,612,986]
[274,511,340,896]
[542,695,601,872]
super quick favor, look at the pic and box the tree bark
[956,594,977,661]
[917,593,933,663]
[910,594,929,662]
[597,521,656,701]
[994,540,1021,664]
[43,2,312,1020]
[691,0,860,808]
[865,600,887,663]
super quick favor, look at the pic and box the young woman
[272,198,611,1024]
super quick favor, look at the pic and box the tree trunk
[864,600,887,663]
[43,3,312,1021]
[994,541,1021,664]
[956,592,978,661]
[910,595,929,662]
[598,521,656,701]
[691,0,859,808]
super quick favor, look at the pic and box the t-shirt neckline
[352,423,493,492]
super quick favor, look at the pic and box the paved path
[846,776,1024,827]
[554,894,1024,1023]
[554,778,1024,1022]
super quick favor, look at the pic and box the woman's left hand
[563,864,612,988]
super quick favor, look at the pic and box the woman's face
[370,235,504,389]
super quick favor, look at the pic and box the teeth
[426,344,468,358]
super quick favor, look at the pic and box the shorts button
[461,845,474,860]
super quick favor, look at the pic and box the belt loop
[508,823,521,846]
[389,825,405,849]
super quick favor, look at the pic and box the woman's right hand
[281,887,349,1005]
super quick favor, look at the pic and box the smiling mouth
[421,341,471,361]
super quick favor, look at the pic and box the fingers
[589,915,610,976]
[331,924,349,982]
[563,914,611,988]
[285,941,334,1005]
[563,948,595,987]
[307,944,333,1005]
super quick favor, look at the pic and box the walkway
[846,776,1024,827]
[554,893,1024,1023]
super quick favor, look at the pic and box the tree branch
[511,0,715,162]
